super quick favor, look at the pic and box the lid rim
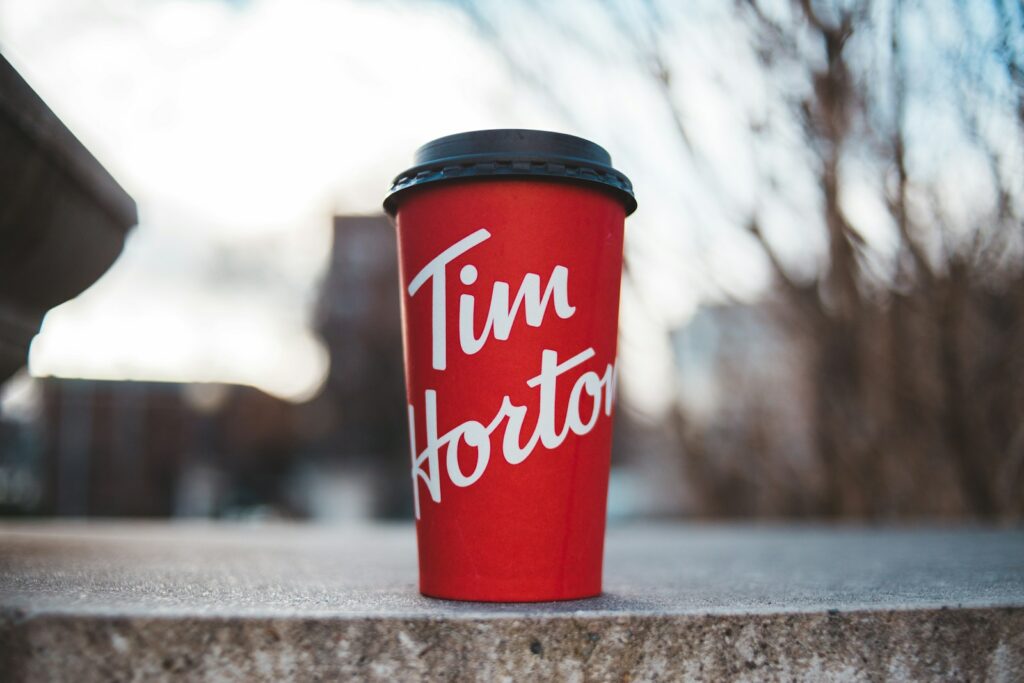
[384,129,636,216]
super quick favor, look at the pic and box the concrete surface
[1,522,1022,681]
[0,54,136,383]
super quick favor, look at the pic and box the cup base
[418,588,603,603]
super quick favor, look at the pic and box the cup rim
[384,129,637,217]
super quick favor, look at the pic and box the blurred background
[0,0,1021,521]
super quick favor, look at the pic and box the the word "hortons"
[407,346,616,518]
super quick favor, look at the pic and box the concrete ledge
[0,54,136,382]
[2,523,1022,680]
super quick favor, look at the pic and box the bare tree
[443,0,1024,518]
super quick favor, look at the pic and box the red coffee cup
[384,130,636,602]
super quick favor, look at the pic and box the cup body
[394,176,625,601]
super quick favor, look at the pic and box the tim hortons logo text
[406,228,616,518]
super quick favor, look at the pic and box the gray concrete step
[1,523,1022,680]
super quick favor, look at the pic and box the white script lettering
[407,229,576,370]
[407,346,615,518]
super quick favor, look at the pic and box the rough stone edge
[2,606,1022,682]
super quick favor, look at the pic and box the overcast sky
[5,0,1001,413]
[0,0,563,401]
[1,0,754,410]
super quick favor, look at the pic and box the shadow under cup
[385,130,636,602]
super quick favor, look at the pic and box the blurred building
[672,303,799,424]
[25,378,300,518]
[0,214,412,520]
[307,214,410,518]
[669,302,817,516]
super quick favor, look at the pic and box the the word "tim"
[407,229,575,371]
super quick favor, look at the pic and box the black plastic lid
[384,129,636,216]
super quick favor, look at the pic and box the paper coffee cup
[384,129,636,601]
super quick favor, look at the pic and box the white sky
[7,1,998,412]
[0,0,566,401]
[2,0,755,410]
